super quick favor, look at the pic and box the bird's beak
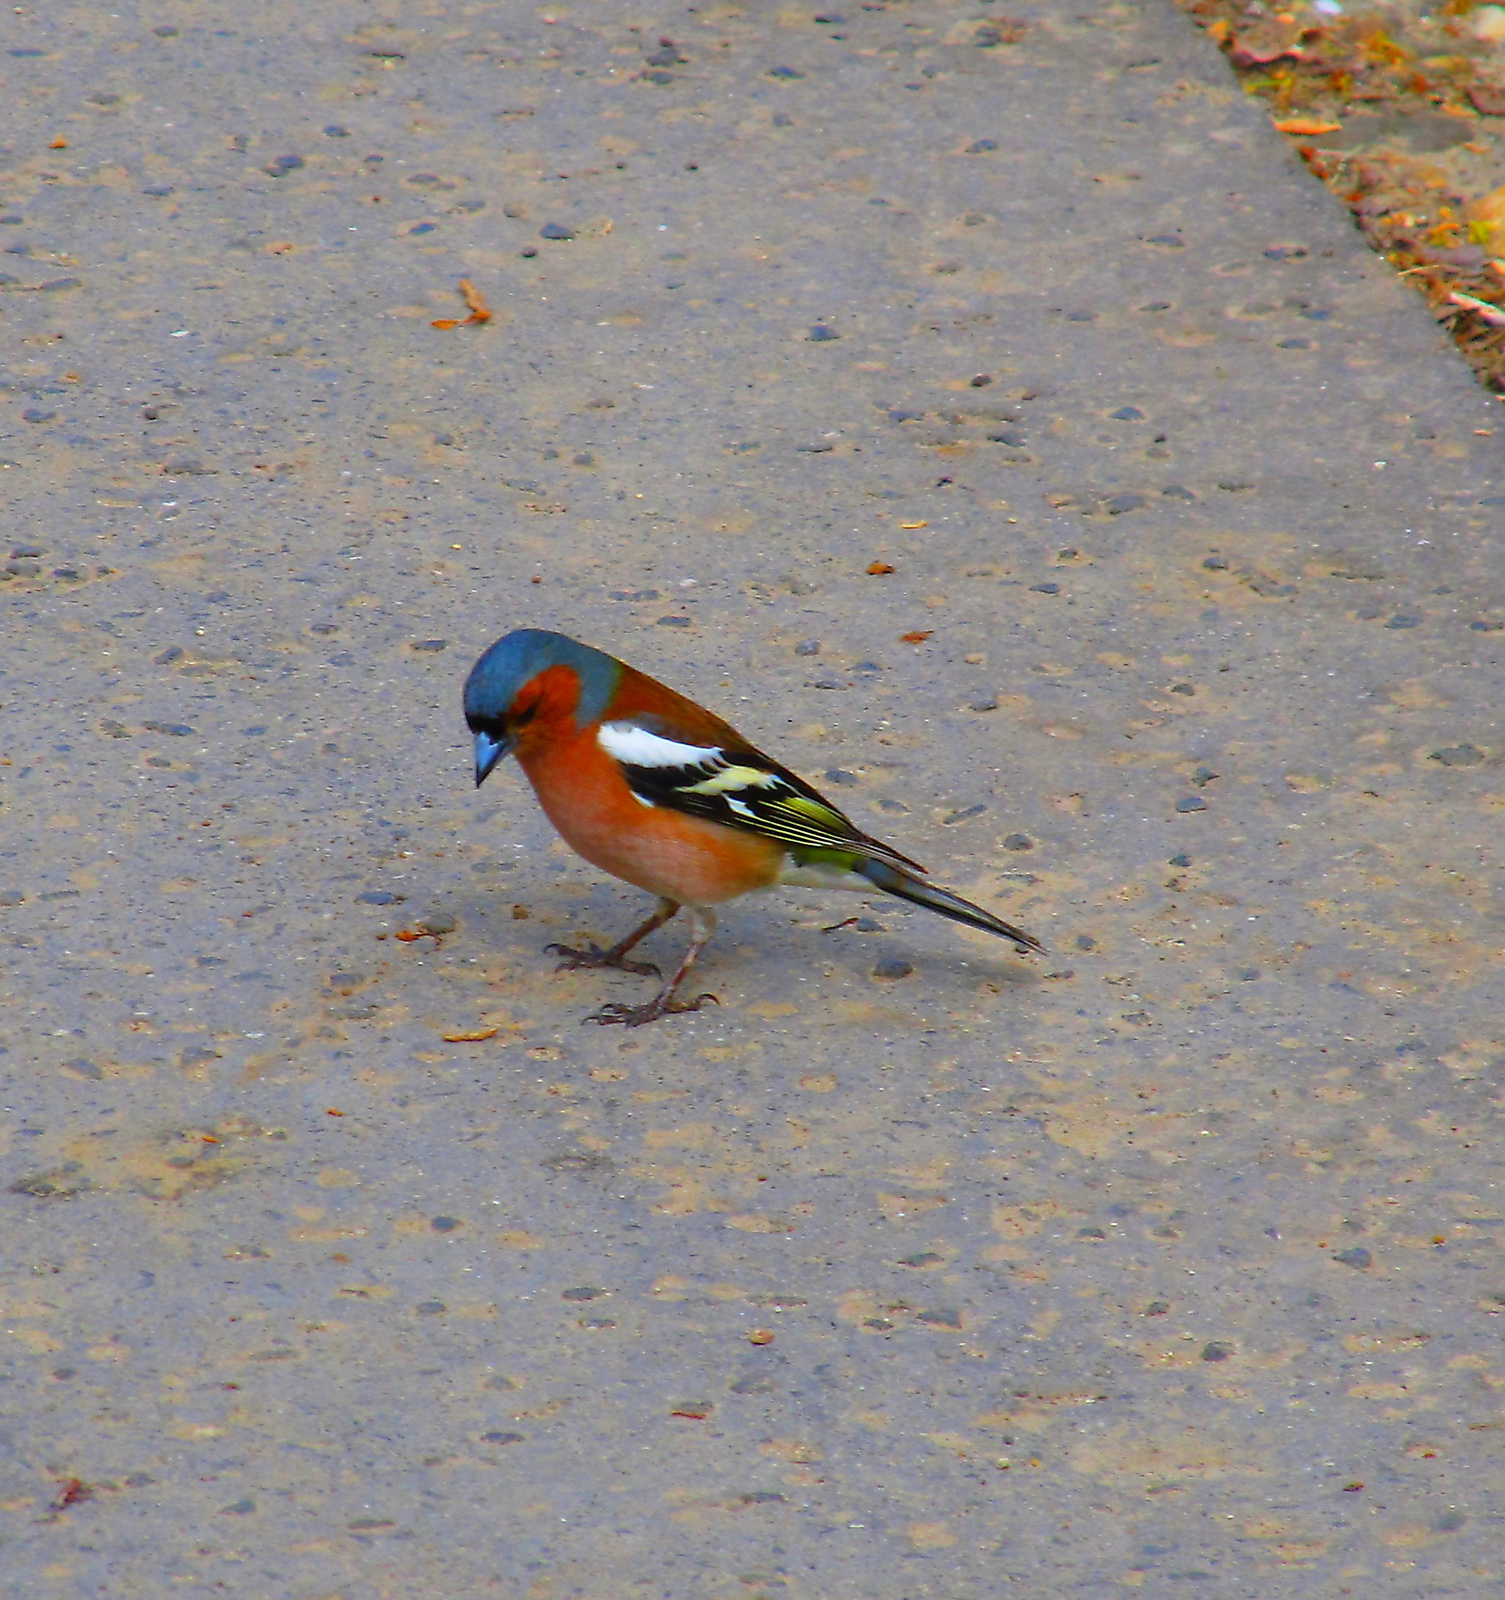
[473,729,514,788]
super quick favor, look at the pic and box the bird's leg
[548,897,678,978]
[586,908,720,1027]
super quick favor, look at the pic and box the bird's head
[463,629,621,787]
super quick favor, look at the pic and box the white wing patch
[598,721,721,769]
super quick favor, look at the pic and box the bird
[464,628,1043,1026]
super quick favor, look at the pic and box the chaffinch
[464,628,1043,1026]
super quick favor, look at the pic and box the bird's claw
[546,941,661,978]
[584,992,720,1028]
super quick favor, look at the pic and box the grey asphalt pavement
[2,2,1503,1596]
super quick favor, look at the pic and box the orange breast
[516,728,784,906]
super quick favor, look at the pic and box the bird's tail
[858,859,1045,955]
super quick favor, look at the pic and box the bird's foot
[546,941,661,978]
[584,992,720,1028]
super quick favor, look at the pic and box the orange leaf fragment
[900,630,934,644]
[49,137,68,150]
[748,1329,776,1345]
[326,1108,346,1116]
[867,560,896,575]
[432,278,492,330]
[442,1027,500,1043]
[1274,117,1342,136]
[671,1404,712,1420]
[899,519,928,529]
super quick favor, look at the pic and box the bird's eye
[512,704,536,728]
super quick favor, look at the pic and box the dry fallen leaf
[1274,117,1342,136]
[867,560,896,575]
[900,630,934,643]
[432,278,492,330]
[441,1027,500,1044]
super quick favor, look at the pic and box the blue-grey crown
[463,629,621,729]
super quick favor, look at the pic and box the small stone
[430,1215,461,1232]
[943,803,988,825]
[410,639,448,652]
[966,138,999,153]
[807,324,839,341]
[823,768,857,785]
[153,646,184,665]
[264,154,305,177]
[794,639,821,656]
[324,125,350,137]
[899,1251,944,1268]
[1334,1246,1371,1270]
[916,1307,962,1328]
[656,615,691,627]
[1105,493,1145,514]
[1002,833,1032,851]
[571,451,594,467]
[968,694,1000,713]
[480,1430,524,1445]
[1075,934,1096,951]
[219,1499,255,1516]
[1143,1299,1170,1316]
[539,222,574,240]
[562,1286,606,1301]
[415,1300,446,1315]
[872,957,914,980]
[1028,582,1059,595]
[1175,797,1206,813]
[143,186,174,197]
[1430,743,1485,767]
[1168,854,1191,868]
[1109,406,1145,421]
[767,65,804,78]
[987,428,1026,446]
[21,409,55,424]
[357,890,402,906]
[1201,1341,1234,1362]
[1146,234,1185,247]
[1163,485,1196,500]
[1202,555,1229,570]
[1385,614,1420,629]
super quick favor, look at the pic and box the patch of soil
[1177,0,1505,391]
